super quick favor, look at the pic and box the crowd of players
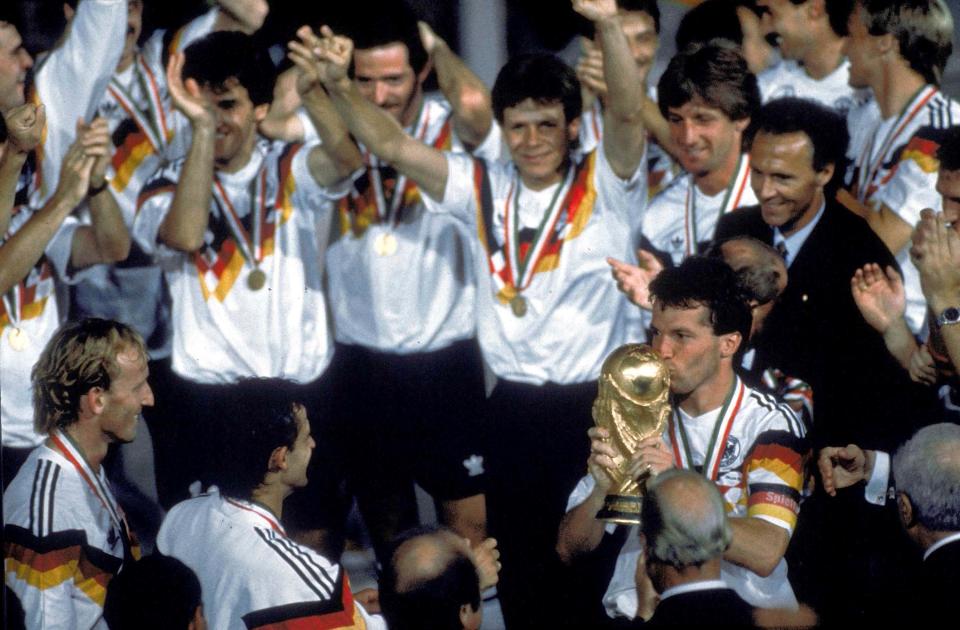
[3,0,960,627]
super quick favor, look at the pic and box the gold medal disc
[510,295,527,318]
[8,327,29,352]
[247,268,267,291]
[374,233,398,257]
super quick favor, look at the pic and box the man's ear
[897,491,916,529]
[815,163,835,189]
[567,116,581,144]
[63,3,75,22]
[79,386,106,417]
[417,59,433,86]
[734,116,750,135]
[719,331,742,359]
[254,102,270,123]
[188,604,207,630]
[267,445,289,474]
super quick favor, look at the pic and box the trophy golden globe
[592,344,671,524]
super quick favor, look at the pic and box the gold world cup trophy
[592,344,671,524]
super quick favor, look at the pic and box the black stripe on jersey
[47,465,60,537]
[241,592,348,629]
[748,391,804,437]
[28,461,42,535]
[271,533,336,594]
[3,525,125,574]
[748,481,802,505]
[749,429,809,457]
[37,461,53,536]
[254,529,332,600]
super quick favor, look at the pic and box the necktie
[775,241,788,261]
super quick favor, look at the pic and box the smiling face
[0,23,33,112]
[202,78,267,173]
[667,96,748,179]
[615,9,658,84]
[503,98,579,190]
[751,130,831,236]
[98,346,153,444]
[353,42,425,128]
[650,303,732,398]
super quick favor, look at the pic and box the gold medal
[374,232,398,257]
[247,268,267,291]
[7,327,28,351]
[510,295,527,318]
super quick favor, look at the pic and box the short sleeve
[290,142,352,204]
[419,152,479,226]
[873,129,944,227]
[744,429,805,534]
[594,142,648,228]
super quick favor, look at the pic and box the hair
[657,41,760,122]
[706,236,785,306]
[616,0,661,33]
[339,1,428,75]
[783,0,857,36]
[892,423,960,532]
[31,319,146,435]
[182,31,275,106]
[745,97,850,192]
[937,126,960,172]
[492,53,582,125]
[675,0,763,50]
[857,0,954,85]
[379,525,481,630]
[649,256,753,346]
[103,554,202,630]
[641,469,733,568]
[209,378,303,500]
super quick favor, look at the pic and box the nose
[652,335,671,359]
[678,121,696,147]
[19,49,33,70]
[143,384,155,407]
[757,175,777,201]
[373,81,390,106]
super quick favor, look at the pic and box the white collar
[924,531,960,561]
[773,201,826,267]
[659,579,729,601]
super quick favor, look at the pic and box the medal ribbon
[683,155,749,257]
[212,165,268,269]
[669,377,745,481]
[106,55,170,153]
[49,429,133,558]
[2,283,22,330]
[505,165,575,291]
[225,498,285,534]
[365,101,432,227]
[856,85,937,203]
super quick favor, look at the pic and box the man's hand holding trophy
[590,344,674,523]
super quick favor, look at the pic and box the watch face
[942,307,960,324]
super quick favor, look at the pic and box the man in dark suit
[713,97,936,624]
[714,97,935,453]
[635,468,755,627]
[819,422,960,626]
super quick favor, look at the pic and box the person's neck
[63,422,107,473]
[799,35,846,81]
[116,50,136,74]
[520,161,569,192]
[695,147,742,196]
[677,367,735,417]
[216,138,259,174]
[400,91,425,130]
[251,484,286,522]
[779,190,825,238]
[660,558,723,592]
[875,64,927,119]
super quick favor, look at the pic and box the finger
[588,426,609,439]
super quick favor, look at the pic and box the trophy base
[596,494,643,525]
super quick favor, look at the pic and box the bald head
[380,527,481,630]
[893,423,960,533]
[708,236,787,338]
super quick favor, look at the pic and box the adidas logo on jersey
[463,454,485,477]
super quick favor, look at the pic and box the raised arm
[572,0,645,179]
[0,130,97,294]
[850,263,918,372]
[287,26,363,186]
[157,53,216,252]
[0,104,45,236]
[417,21,493,149]
[315,27,449,202]
[69,118,131,267]
[912,208,960,375]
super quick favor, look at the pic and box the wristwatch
[936,306,960,327]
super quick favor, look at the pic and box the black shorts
[330,339,488,502]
